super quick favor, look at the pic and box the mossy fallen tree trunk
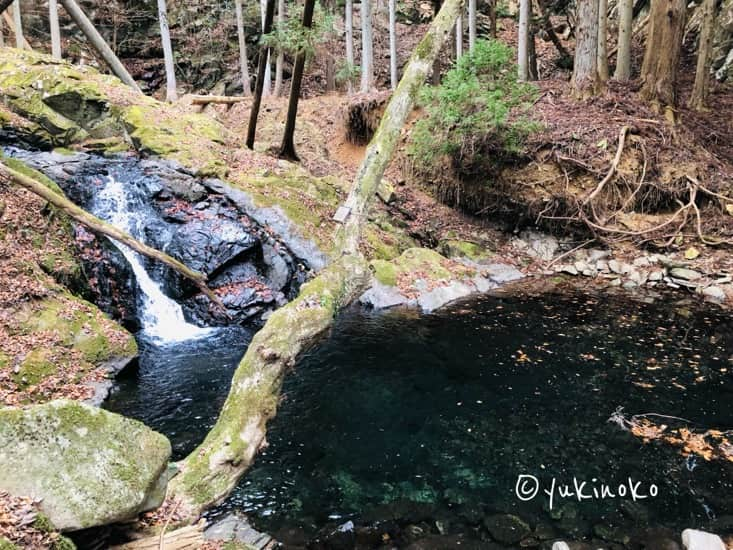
[168,0,465,517]
[0,161,225,310]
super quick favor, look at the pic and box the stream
[9,148,733,548]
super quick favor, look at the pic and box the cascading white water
[93,175,212,343]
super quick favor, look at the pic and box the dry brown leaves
[0,491,60,549]
[630,418,733,463]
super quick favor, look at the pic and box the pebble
[669,267,703,281]
[702,285,727,303]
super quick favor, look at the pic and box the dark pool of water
[210,291,733,547]
[104,327,252,459]
[107,290,733,548]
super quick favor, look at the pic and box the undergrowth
[407,39,540,181]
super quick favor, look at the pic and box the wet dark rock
[483,514,531,545]
[404,534,495,549]
[629,526,681,550]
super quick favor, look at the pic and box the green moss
[0,537,19,550]
[369,247,469,289]
[371,259,398,286]
[14,349,56,388]
[439,239,493,261]
[0,151,63,193]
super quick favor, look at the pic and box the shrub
[407,39,540,180]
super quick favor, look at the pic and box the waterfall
[92,175,212,343]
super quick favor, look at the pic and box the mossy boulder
[0,400,171,531]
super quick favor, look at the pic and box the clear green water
[109,290,733,547]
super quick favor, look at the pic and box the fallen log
[168,0,466,519]
[0,161,227,313]
[190,95,249,105]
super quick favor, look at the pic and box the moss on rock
[0,400,171,531]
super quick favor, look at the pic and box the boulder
[0,400,171,531]
[681,529,725,550]
[483,514,531,544]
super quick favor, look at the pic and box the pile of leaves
[0,491,66,549]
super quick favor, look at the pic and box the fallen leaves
[0,491,62,549]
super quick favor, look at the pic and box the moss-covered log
[168,0,465,518]
[0,161,224,310]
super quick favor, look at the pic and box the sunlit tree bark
[689,0,717,110]
[613,0,633,80]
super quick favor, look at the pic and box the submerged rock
[483,514,531,544]
[0,400,171,531]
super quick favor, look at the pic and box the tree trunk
[455,13,463,59]
[528,29,538,79]
[235,0,252,96]
[58,0,141,92]
[389,0,397,88]
[536,0,570,63]
[279,0,316,161]
[0,162,226,310]
[468,0,476,50]
[688,0,716,110]
[12,0,22,49]
[324,0,337,92]
[489,0,497,37]
[597,0,609,81]
[613,0,633,80]
[49,0,61,59]
[360,0,374,91]
[2,10,30,49]
[261,0,272,96]
[157,0,177,102]
[168,0,466,519]
[246,0,276,149]
[0,17,4,47]
[274,0,285,96]
[571,0,602,97]
[346,0,355,93]
[518,0,531,80]
[639,0,686,119]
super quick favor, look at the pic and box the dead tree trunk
[246,0,276,149]
[59,0,141,92]
[0,162,225,310]
[613,0,633,80]
[279,0,316,161]
[157,0,177,102]
[688,0,716,110]
[235,0,252,96]
[168,0,466,518]
[639,0,686,120]
[49,0,61,59]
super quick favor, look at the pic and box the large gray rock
[0,400,171,531]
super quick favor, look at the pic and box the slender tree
[345,0,355,93]
[389,0,397,88]
[274,0,286,95]
[0,17,4,47]
[455,13,463,59]
[157,0,177,102]
[518,0,530,80]
[280,0,316,160]
[468,0,476,50]
[597,0,609,81]
[261,0,272,95]
[235,0,252,95]
[49,0,61,58]
[324,0,337,92]
[571,0,602,97]
[639,0,686,119]
[247,0,276,149]
[360,0,374,91]
[613,0,633,80]
[59,0,141,92]
[689,0,716,110]
[12,0,22,49]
